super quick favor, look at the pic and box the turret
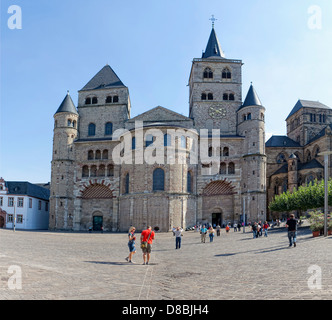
[49,92,78,230]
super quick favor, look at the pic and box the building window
[88,123,96,136]
[38,201,42,210]
[8,197,14,207]
[90,165,97,177]
[107,165,114,177]
[85,97,91,105]
[8,214,13,223]
[187,171,192,193]
[153,168,165,191]
[102,150,108,160]
[95,150,101,160]
[222,68,232,79]
[17,198,24,208]
[45,202,48,211]
[203,68,213,79]
[208,93,213,100]
[113,96,119,103]
[97,165,105,177]
[229,93,235,101]
[92,97,98,104]
[146,134,154,147]
[164,134,171,147]
[88,150,94,160]
[124,173,129,194]
[180,136,186,149]
[220,162,226,175]
[17,215,23,223]
[228,162,235,175]
[201,93,207,100]
[277,153,287,164]
[29,198,32,208]
[132,137,136,150]
[223,93,229,101]
[0,197,3,206]
[82,166,89,178]
[223,147,229,157]
[105,122,113,135]
[106,96,112,103]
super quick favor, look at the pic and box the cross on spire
[210,15,217,28]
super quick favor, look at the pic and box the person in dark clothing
[286,214,297,247]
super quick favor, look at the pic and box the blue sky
[1,0,332,183]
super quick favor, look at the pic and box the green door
[93,216,103,231]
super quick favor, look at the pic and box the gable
[127,106,193,124]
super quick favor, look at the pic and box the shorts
[142,243,152,254]
[128,242,136,253]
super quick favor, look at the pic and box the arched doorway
[212,212,222,227]
[93,216,103,231]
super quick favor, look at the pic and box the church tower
[237,84,267,222]
[189,24,243,135]
[49,92,79,230]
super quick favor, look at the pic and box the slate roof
[271,159,324,176]
[6,182,50,201]
[238,84,263,110]
[202,28,225,59]
[286,100,331,120]
[55,92,78,115]
[265,135,301,148]
[81,65,125,91]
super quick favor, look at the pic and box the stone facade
[50,27,268,232]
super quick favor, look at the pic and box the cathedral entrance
[93,216,103,231]
[212,212,222,227]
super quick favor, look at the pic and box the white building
[0,178,50,230]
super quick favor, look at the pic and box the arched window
[88,123,96,136]
[124,173,129,194]
[223,147,229,157]
[97,165,105,177]
[153,168,165,191]
[247,113,252,120]
[90,165,97,177]
[107,165,114,177]
[102,150,108,160]
[164,134,171,147]
[220,162,226,175]
[82,166,89,178]
[73,120,77,128]
[203,68,213,79]
[88,150,94,160]
[208,93,213,100]
[276,153,287,164]
[132,137,136,150]
[228,162,235,175]
[105,122,113,136]
[106,96,112,103]
[187,171,192,193]
[208,146,213,157]
[223,93,229,101]
[67,119,72,127]
[113,96,119,103]
[95,150,101,160]
[222,68,231,79]
[85,97,91,105]
[201,93,207,100]
[229,93,235,101]
[92,97,98,104]
[181,136,186,149]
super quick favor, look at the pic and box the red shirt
[141,229,155,244]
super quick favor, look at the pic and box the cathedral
[49,25,268,232]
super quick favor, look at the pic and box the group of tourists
[125,215,299,264]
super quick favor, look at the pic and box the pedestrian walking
[174,226,183,249]
[252,222,258,239]
[140,226,155,265]
[125,226,136,263]
[216,224,221,237]
[233,223,237,232]
[225,224,230,234]
[209,228,215,242]
[257,222,262,237]
[286,214,297,247]
[237,223,241,232]
[263,221,269,237]
[200,225,207,243]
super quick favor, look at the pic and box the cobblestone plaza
[1,226,332,300]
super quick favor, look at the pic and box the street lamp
[318,151,332,237]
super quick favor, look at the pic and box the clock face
[209,105,227,119]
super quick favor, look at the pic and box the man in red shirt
[140,226,155,265]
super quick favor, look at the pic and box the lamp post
[318,151,332,237]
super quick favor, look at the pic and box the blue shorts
[128,241,136,252]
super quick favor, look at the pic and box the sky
[1,0,332,183]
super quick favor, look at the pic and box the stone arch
[81,184,113,199]
[203,180,235,196]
